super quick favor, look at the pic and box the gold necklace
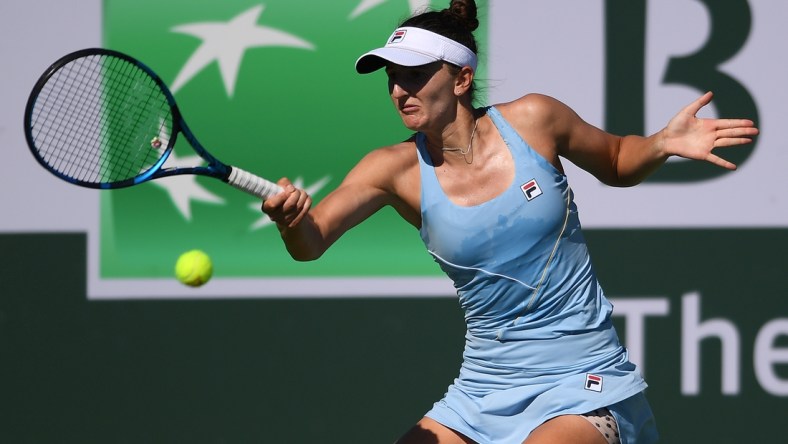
[441,118,479,164]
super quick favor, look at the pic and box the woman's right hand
[261,178,312,229]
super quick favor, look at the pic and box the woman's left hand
[661,91,759,170]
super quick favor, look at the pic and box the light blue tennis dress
[417,106,658,444]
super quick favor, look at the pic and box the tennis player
[262,1,758,443]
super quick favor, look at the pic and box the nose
[389,80,408,99]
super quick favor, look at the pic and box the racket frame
[24,48,251,191]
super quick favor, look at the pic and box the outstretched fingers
[714,120,759,147]
[716,118,758,132]
[705,119,758,169]
[684,91,715,116]
[705,152,737,170]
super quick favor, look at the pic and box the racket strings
[97,55,172,182]
[29,54,173,185]
[101,59,158,179]
[38,57,108,181]
[32,56,115,182]
[103,58,167,177]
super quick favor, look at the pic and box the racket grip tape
[227,166,283,199]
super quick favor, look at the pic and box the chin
[401,122,420,132]
[399,114,424,132]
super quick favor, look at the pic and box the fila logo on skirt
[585,374,604,392]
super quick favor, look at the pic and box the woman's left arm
[555,91,759,187]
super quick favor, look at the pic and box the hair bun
[447,0,479,32]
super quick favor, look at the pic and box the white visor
[355,27,477,74]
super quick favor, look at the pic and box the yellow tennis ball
[175,249,213,287]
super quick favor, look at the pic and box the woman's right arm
[261,145,412,261]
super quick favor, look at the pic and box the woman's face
[385,62,459,132]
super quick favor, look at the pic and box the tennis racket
[24,47,283,199]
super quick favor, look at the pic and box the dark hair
[400,0,479,55]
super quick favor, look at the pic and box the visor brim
[355,48,439,74]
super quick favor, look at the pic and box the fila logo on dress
[521,179,543,201]
[585,374,603,392]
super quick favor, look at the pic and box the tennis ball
[175,249,213,287]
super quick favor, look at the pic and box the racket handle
[227,166,283,199]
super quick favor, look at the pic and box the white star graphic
[151,151,226,221]
[350,0,431,19]
[170,4,315,97]
[249,175,331,230]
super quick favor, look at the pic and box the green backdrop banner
[100,0,487,281]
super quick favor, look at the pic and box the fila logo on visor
[389,30,407,44]
[521,179,543,201]
[585,374,603,392]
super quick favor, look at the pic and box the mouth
[399,103,418,114]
